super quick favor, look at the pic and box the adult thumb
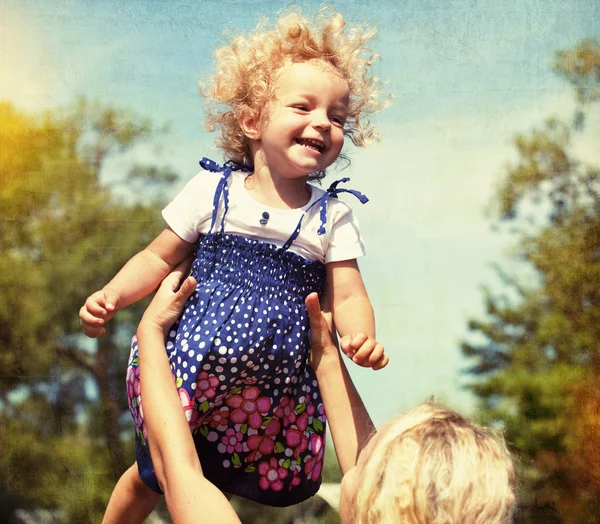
[177,276,197,303]
[305,292,323,327]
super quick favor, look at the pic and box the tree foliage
[0,101,172,521]
[462,39,600,522]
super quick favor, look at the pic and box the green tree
[462,40,600,523]
[0,101,176,521]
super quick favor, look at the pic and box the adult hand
[305,292,340,369]
[139,258,196,337]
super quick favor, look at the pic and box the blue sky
[2,0,599,426]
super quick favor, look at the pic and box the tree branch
[55,342,98,378]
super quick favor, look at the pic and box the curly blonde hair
[352,404,516,524]
[202,7,385,176]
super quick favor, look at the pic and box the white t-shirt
[162,169,366,264]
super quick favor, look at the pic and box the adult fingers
[165,257,195,291]
[175,276,197,305]
[305,293,323,327]
[305,292,332,348]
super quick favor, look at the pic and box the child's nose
[312,111,331,130]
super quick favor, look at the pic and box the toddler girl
[80,7,387,518]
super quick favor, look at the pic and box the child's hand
[79,290,121,338]
[340,334,388,370]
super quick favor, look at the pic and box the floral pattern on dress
[127,352,327,493]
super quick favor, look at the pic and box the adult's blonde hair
[353,404,516,524]
[202,7,384,174]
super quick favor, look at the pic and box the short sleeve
[324,203,366,264]
[162,170,218,243]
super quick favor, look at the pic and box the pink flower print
[126,365,141,401]
[246,418,281,462]
[297,412,308,432]
[274,396,296,427]
[194,371,219,400]
[318,403,326,418]
[306,403,315,417]
[264,416,281,436]
[304,433,325,481]
[247,435,274,461]
[227,386,271,429]
[258,457,288,492]
[179,388,204,430]
[289,468,302,491]
[285,428,309,460]
[206,407,229,430]
[218,428,245,454]
[126,366,144,431]
[179,388,194,418]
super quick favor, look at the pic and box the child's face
[257,60,349,179]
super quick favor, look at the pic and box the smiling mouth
[295,138,325,153]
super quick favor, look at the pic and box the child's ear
[239,110,261,140]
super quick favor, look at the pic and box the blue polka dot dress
[126,159,367,506]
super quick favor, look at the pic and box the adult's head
[339,403,516,524]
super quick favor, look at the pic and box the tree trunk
[95,327,126,481]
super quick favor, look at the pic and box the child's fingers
[79,306,104,326]
[80,315,106,338]
[367,343,385,367]
[351,338,376,365]
[341,333,368,355]
[103,291,119,312]
[83,296,107,318]
[372,354,389,371]
[349,333,369,353]
[340,334,352,355]
[84,325,107,338]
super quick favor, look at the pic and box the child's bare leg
[103,463,162,524]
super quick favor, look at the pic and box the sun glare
[0,6,56,111]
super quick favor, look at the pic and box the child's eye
[293,105,310,112]
[330,116,346,126]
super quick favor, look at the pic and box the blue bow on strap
[315,177,369,235]
[199,157,250,234]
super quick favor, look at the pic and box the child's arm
[325,259,388,370]
[79,228,195,338]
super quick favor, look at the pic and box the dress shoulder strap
[199,157,251,234]
[281,177,369,251]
